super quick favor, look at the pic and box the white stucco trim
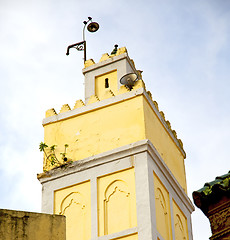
[42,88,144,126]
[98,227,138,240]
[38,138,194,240]
[147,142,194,213]
[82,53,136,75]
[38,139,193,212]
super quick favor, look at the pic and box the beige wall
[0,209,66,240]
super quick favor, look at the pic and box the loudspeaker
[120,73,138,90]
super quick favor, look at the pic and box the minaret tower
[38,47,194,240]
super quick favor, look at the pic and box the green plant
[39,142,69,167]
[39,142,48,159]
[48,145,60,166]
[60,144,69,161]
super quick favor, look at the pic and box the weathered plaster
[0,209,65,240]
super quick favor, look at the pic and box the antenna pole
[82,17,92,62]
[66,16,98,63]
[84,41,86,62]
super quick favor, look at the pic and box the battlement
[43,82,185,177]
[84,46,130,68]
[45,79,143,117]
[44,80,184,150]
[45,82,183,149]
[43,79,184,151]
[82,47,141,103]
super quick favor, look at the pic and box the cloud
[0,1,229,239]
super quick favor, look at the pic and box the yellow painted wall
[143,97,187,192]
[95,70,118,99]
[44,92,187,191]
[43,93,186,192]
[153,171,172,240]
[0,209,65,240]
[43,96,145,171]
[172,200,189,240]
[97,168,137,236]
[54,181,91,240]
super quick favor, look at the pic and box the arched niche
[103,180,131,235]
[59,192,87,240]
[155,188,171,240]
[175,214,186,240]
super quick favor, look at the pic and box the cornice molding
[37,139,194,213]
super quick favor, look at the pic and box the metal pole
[84,41,86,62]
[83,23,87,42]
[66,17,98,64]
[83,18,91,62]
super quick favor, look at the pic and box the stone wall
[0,209,66,240]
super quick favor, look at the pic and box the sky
[0,0,230,239]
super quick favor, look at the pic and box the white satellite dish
[120,73,138,90]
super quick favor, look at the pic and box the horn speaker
[120,73,138,90]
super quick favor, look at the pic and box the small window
[105,78,109,88]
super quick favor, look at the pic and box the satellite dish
[120,73,138,90]
[87,22,99,32]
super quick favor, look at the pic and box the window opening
[105,78,109,88]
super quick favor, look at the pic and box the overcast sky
[0,0,230,239]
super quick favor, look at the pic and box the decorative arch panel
[54,181,91,240]
[97,168,137,236]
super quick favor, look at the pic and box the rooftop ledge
[37,139,193,213]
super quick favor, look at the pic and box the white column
[134,152,155,240]
[90,176,98,240]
